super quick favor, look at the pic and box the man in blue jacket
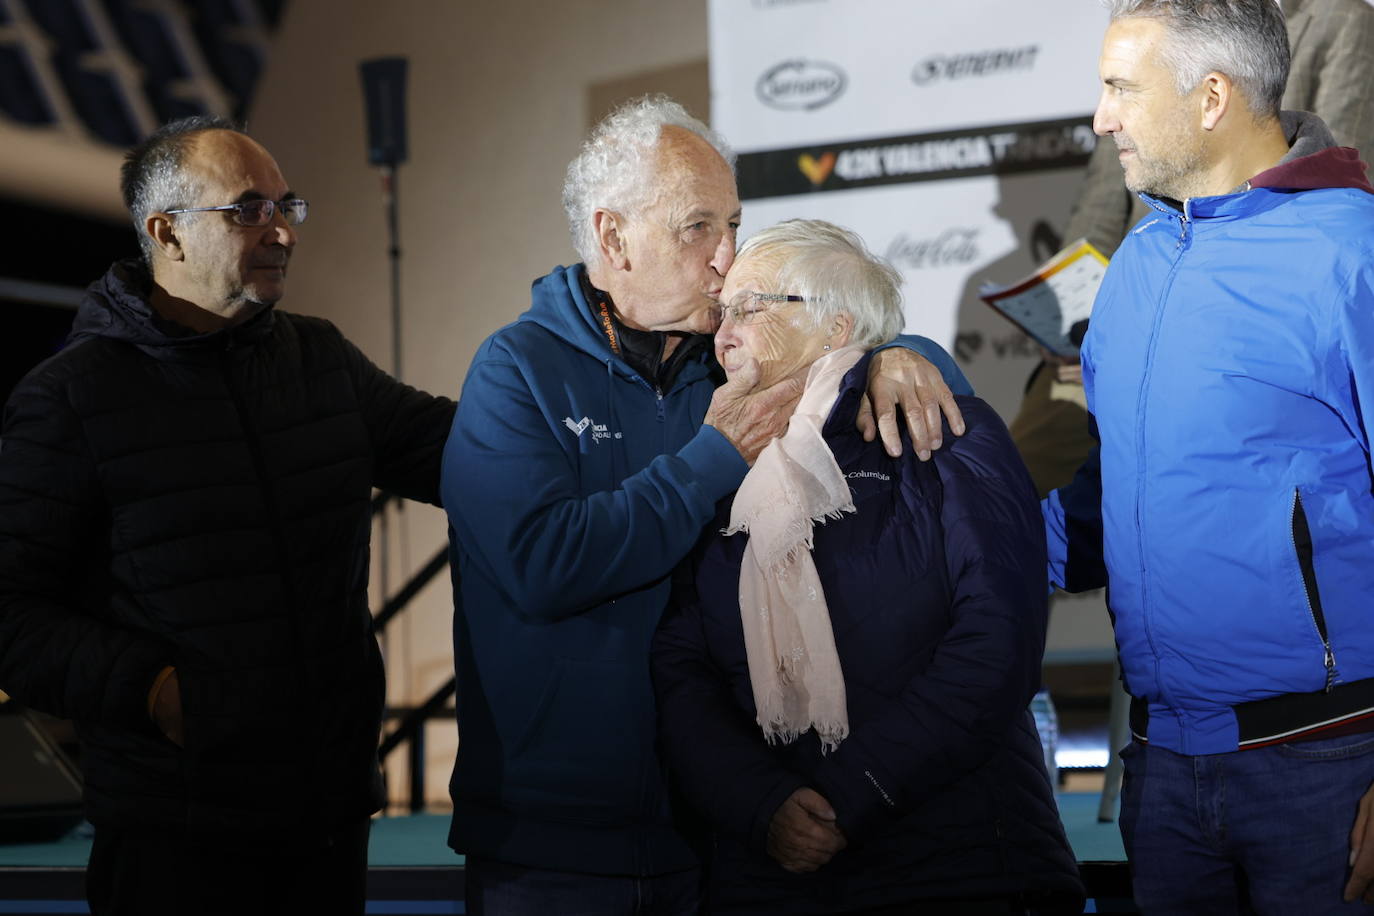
[1044,1,1374,911]
[441,95,971,914]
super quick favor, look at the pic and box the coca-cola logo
[885,227,981,271]
[756,59,847,111]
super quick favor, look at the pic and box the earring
[822,344,831,351]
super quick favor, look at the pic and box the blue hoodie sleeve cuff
[678,425,749,504]
[876,334,974,396]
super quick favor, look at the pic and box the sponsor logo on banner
[797,151,836,185]
[756,59,847,111]
[736,116,1095,200]
[954,330,1039,363]
[885,228,981,271]
[911,46,1040,86]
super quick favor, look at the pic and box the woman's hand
[766,787,848,873]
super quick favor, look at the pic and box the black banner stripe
[737,115,1097,200]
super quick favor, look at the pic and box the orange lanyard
[596,297,620,356]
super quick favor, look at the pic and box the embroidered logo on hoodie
[564,416,621,442]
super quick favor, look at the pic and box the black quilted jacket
[0,260,455,841]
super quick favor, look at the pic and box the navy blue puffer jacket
[652,355,1083,913]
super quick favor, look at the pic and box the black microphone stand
[377,161,402,630]
[381,163,402,384]
[361,55,410,807]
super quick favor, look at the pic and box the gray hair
[562,94,736,265]
[1107,0,1289,118]
[121,115,244,263]
[736,219,905,350]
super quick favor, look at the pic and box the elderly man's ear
[146,214,186,262]
[593,209,630,271]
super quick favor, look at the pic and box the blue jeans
[1119,735,1374,914]
[463,855,701,916]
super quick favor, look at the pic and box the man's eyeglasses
[165,198,309,227]
[719,291,806,325]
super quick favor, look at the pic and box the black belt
[1130,676,1374,750]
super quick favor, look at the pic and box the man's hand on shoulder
[857,348,965,460]
[704,358,803,465]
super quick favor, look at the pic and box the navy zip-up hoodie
[443,265,750,875]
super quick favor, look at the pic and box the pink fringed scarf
[723,345,864,751]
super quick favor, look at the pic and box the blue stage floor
[0,796,1130,915]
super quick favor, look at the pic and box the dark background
[1,0,287,405]
[0,200,136,406]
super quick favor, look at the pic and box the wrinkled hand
[766,787,847,873]
[856,348,965,460]
[150,667,184,747]
[704,358,804,465]
[1344,781,1374,902]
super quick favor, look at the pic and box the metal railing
[371,492,456,814]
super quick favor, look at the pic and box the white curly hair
[562,94,736,265]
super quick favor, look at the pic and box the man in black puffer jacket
[0,117,455,915]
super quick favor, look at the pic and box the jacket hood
[520,263,718,392]
[69,258,275,351]
[520,264,620,365]
[1250,110,1374,193]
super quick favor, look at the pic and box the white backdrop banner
[709,0,1112,423]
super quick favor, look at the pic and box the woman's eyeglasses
[720,291,806,325]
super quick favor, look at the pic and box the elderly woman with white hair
[651,220,1084,914]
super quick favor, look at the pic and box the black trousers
[86,817,370,916]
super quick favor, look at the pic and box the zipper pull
[1324,647,1337,693]
[1176,199,1192,248]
